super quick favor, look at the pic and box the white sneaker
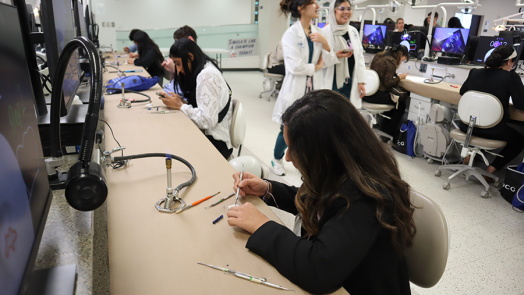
[271,158,286,176]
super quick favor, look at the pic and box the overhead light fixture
[494,24,507,31]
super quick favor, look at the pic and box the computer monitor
[512,42,524,71]
[362,24,387,47]
[388,31,423,56]
[378,23,396,32]
[0,3,53,295]
[472,36,513,65]
[73,0,88,38]
[431,28,470,55]
[13,0,48,117]
[40,0,81,117]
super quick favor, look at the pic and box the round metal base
[155,197,186,213]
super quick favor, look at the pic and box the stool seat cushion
[264,73,284,79]
[362,102,395,111]
[450,129,507,150]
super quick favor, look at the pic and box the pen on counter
[124,70,142,73]
[175,192,220,214]
[212,215,223,224]
[206,192,235,208]
[450,85,458,88]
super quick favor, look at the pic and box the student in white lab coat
[322,0,366,109]
[271,0,337,176]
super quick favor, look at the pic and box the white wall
[90,0,253,48]
[257,0,288,68]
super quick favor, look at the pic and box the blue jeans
[273,125,287,160]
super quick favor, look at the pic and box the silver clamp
[45,156,65,175]
[101,147,126,167]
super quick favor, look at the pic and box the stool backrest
[405,190,449,288]
[365,69,380,96]
[263,53,271,71]
[230,99,246,149]
[459,91,503,128]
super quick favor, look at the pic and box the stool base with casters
[361,102,395,144]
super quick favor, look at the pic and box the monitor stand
[26,264,76,295]
[437,56,461,65]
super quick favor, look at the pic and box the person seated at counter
[127,31,165,86]
[267,41,285,76]
[158,39,233,159]
[161,25,199,99]
[123,29,141,54]
[364,45,409,140]
[447,16,464,29]
[459,45,524,180]
[394,18,404,32]
[227,90,415,295]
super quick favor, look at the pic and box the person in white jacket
[322,0,366,109]
[271,0,337,176]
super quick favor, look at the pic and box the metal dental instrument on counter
[197,263,294,291]
[206,192,235,209]
[234,163,244,206]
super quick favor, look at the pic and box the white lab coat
[272,21,337,123]
[321,24,367,109]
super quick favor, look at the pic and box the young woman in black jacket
[459,45,524,178]
[127,31,165,86]
[227,90,416,295]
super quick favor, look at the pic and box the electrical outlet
[111,22,115,27]
[420,63,427,73]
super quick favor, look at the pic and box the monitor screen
[431,28,470,54]
[363,24,387,46]
[0,3,52,295]
[40,0,81,116]
[390,31,422,55]
[472,36,513,64]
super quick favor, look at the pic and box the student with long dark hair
[127,31,165,86]
[158,39,233,159]
[124,29,140,54]
[459,45,524,179]
[447,17,464,29]
[365,45,409,139]
[228,90,415,295]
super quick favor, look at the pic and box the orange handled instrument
[175,192,220,214]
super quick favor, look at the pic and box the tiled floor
[223,71,524,295]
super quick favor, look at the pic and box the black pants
[206,135,233,159]
[363,90,406,139]
[459,124,524,170]
[268,64,285,75]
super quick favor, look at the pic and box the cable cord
[98,119,128,169]
[113,153,197,193]
[105,88,151,103]
[37,69,53,94]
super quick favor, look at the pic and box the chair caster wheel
[443,183,450,190]
[480,191,490,198]
[493,182,502,189]
[427,158,434,164]
[435,170,442,177]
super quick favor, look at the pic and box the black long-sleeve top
[134,48,164,79]
[246,180,411,295]
[459,68,524,134]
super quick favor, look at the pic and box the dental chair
[435,91,505,198]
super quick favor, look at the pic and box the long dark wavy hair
[281,90,416,254]
[132,31,163,69]
[169,38,220,108]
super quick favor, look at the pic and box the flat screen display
[362,24,387,46]
[390,32,422,55]
[0,3,51,295]
[472,37,512,64]
[431,28,470,54]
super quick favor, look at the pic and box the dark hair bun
[485,45,514,68]
[280,0,312,18]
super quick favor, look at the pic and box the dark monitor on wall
[362,24,387,47]
[472,36,513,65]
[40,0,81,117]
[431,27,470,55]
[0,3,53,295]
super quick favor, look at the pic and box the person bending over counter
[162,25,198,99]
[267,41,285,75]
[459,45,524,179]
[228,90,415,295]
[158,39,233,159]
[127,31,165,86]
[364,45,409,139]
[322,0,366,107]
[271,0,335,176]
[123,29,141,54]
